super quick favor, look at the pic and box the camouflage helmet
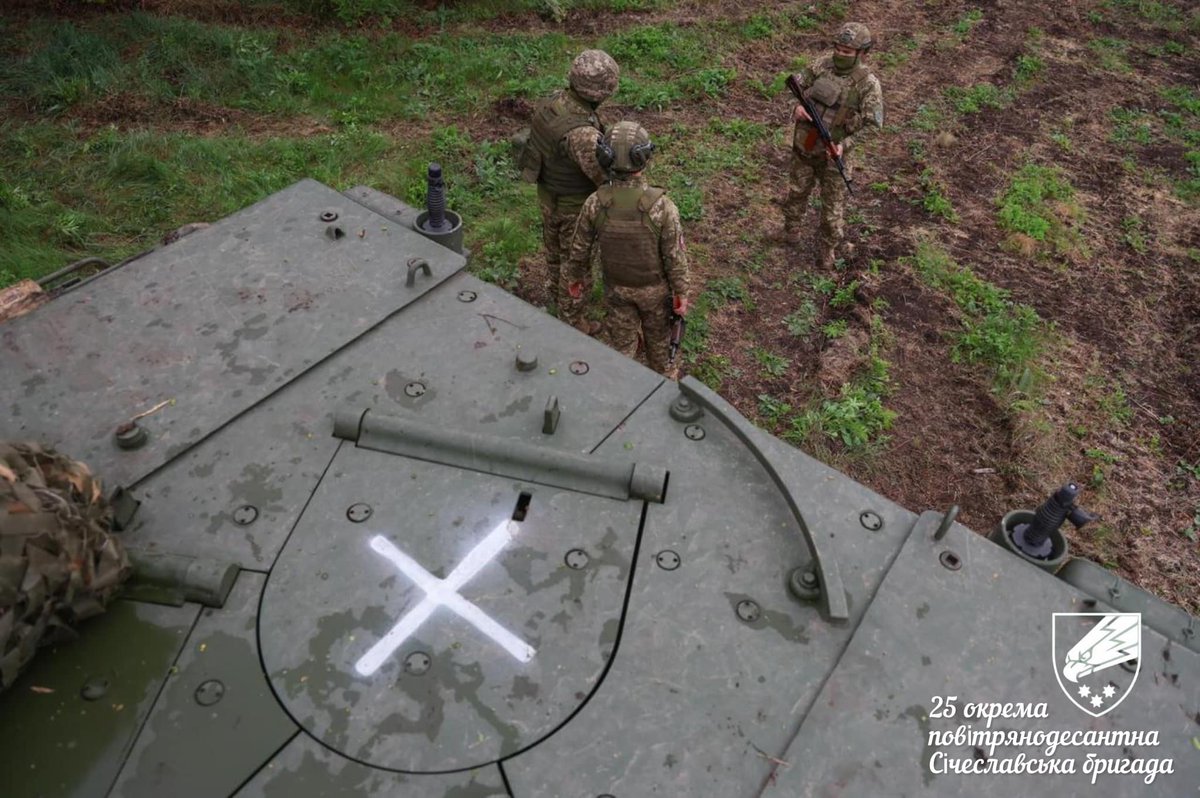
[569,49,620,103]
[596,121,654,174]
[833,22,873,51]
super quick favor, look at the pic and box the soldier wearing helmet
[777,22,884,269]
[519,49,620,328]
[563,122,690,377]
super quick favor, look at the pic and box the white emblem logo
[355,520,537,677]
[1052,612,1141,717]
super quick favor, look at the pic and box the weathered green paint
[0,600,196,798]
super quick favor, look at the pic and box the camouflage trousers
[782,152,848,262]
[605,281,672,376]
[539,191,588,326]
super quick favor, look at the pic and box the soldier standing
[520,49,620,327]
[778,22,884,269]
[564,122,690,377]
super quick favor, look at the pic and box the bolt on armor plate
[684,424,705,441]
[114,421,149,450]
[80,676,110,701]
[668,395,703,423]
[569,361,590,375]
[457,290,477,302]
[403,651,432,676]
[655,550,681,570]
[233,505,259,526]
[404,382,426,397]
[736,599,761,623]
[346,503,372,523]
[859,511,883,531]
[788,567,821,602]
[516,351,539,372]
[938,550,962,571]
[194,679,225,706]
[564,549,590,570]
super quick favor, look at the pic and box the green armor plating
[595,185,666,288]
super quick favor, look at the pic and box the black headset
[596,134,655,173]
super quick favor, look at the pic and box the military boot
[816,242,836,270]
[768,223,802,247]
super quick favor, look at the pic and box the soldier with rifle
[776,22,884,269]
[563,122,690,378]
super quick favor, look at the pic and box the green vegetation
[603,23,733,110]
[829,280,860,309]
[1103,0,1193,33]
[821,318,848,339]
[919,169,958,221]
[788,316,896,448]
[783,299,818,337]
[1184,509,1199,543]
[753,347,790,379]
[910,104,944,133]
[996,164,1084,256]
[680,275,759,388]
[1088,37,1132,72]
[1122,216,1149,253]
[1109,108,1154,145]
[878,35,921,71]
[1158,86,1200,202]
[1014,54,1044,84]
[909,239,1044,395]
[950,9,985,40]
[706,276,753,307]
[1099,382,1135,425]
[944,83,1011,115]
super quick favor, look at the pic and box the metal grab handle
[678,377,849,622]
[405,257,432,287]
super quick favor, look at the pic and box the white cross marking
[354,520,536,676]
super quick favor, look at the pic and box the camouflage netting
[0,442,131,691]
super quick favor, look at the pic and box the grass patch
[1103,0,1192,33]
[944,83,1011,115]
[681,276,762,383]
[878,34,922,71]
[1088,37,1132,72]
[0,13,578,121]
[783,298,819,337]
[909,239,1044,395]
[1109,107,1154,145]
[910,103,945,132]
[949,9,985,41]
[1159,86,1200,202]
[919,169,958,221]
[602,23,732,109]
[786,316,896,449]
[753,347,791,379]
[996,163,1084,257]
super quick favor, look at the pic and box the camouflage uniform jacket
[566,174,689,298]
[792,55,884,156]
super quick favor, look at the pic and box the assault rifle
[785,74,854,196]
[666,297,687,365]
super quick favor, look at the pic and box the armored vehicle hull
[1,181,1196,797]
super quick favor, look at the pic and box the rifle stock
[785,74,855,196]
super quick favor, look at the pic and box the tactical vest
[521,90,602,199]
[595,185,667,288]
[795,61,872,154]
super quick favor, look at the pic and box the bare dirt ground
[7,0,1198,611]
